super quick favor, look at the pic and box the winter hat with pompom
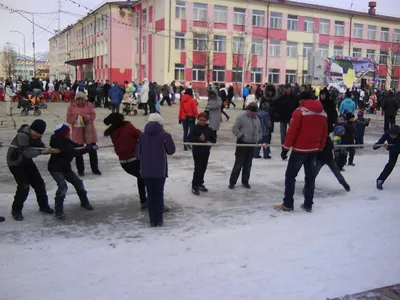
[54,124,70,137]
[148,113,164,125]
[334,126,345,136]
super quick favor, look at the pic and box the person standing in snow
[339,91,356,115]
[136,113,176,227]
[108,82,123,113]
[104,113,147,209]
[48,124,95,219]
[206,90,223,137]
[4,78,15,116]
[179,89,199,151]
[382,90,399,132]
[0,142,5,222]
[254,102,272,159]
[140,79,150,115]
[374,124,400,190]
[275,91,327,213]
[229,102,262,190]
[7,119,54,221]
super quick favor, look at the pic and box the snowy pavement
[0,102,399,300]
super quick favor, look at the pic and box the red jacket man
[275,92,328,213]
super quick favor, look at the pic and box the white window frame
[142,9,147,24]
[192,65,206,81]
[270,12,281,29]
[334,46,343,56]
[193,3,207,21]
[174,63,185,81]
[304,17,314,33]
[213,35,226,52]
[320,19,330,34]
[368,25,376,40]
[175,0,186,19]
[394,53,400,66]
[303,43,313,57]
[268,68,280,84]
[377,77,386,88]
[232,67,243,82]
[366,49,375,59]
[142,36,147,54]
[252,10,264,27]
[213,66,225,82]
[193,34,207,51]
[287,42,298,58]
[285,70,296,84]
[175,32,185,50]
[391,77,399,89]
[232,36,244,54]
[287,15,298,31]
[214,5,227,23]
[394,29,400,42]
[379,51,387,64]
[234,8,246,25]
[319,45,329,58]
[352,48,362,58]
[353,23,363,38]
[251,38,264,56]
[381,27,389,41]
[335,21,344,36]
[135,38,139,54]
[251,68,263,83]
[269,40,281,57]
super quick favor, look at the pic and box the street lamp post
[10,30,27,80]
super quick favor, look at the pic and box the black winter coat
[317,136,334,162]
[271,94,298,123]
[188,124,216,155]
[382,96,399,117]
[321,98,338,133]
[342,121,357,144]
[48,135,88,173]
[227,86,234,99]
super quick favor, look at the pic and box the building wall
[132,0,400,90]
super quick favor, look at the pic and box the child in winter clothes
[48,124,95,219]
[355,111,370,146]
[254,102,272,159]
[333,125,347,171]
[343,112,357,166]
[188,112,217,195]
[374,124,400,190]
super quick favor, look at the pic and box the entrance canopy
[65,58,94,67]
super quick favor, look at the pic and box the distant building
[0,51,47,81]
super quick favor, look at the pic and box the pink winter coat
[66,102,98,145]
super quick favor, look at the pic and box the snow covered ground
[0,102,399,300]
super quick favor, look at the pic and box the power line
[0,3,58,15]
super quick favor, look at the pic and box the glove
[373,144,381,150]
[262,143,268,149]
[281,148,289,160]
[86,145,99,152]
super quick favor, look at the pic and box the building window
[334,46,343,56]
[352,48,362,58]
[213,66,225,82]
[134,13,139,28]
[379,51,387,64]
[174,63,185,80]
[194,3,207,21]
[214,5,227,23]
[232,67,243,82]
[135,38,139,53]
[192,65,205,81]
[193,34,207,51]
[304,17,314,33]
[287,42,298,58]
[251,68,263,83]
[381,27,389,41]
[270,12,281,29]
[394,29,400,42]
[366,49,375,59]
[252,10,264,27]
[251,38,264,55]
[142,9,147,24]
[368,25,376,40]
[319,45,329,58]
[335,21,344,36]
[142,36,147,53]
[234,8,246,25]
[320,19,330,34]
[175,0,186,19]
[394,53,400,66]
[391,77,399,89]
[377,77,386,88]
[287,15,298,31]
[269,40,281,57]
[268,68,280,84]
[353,23,363,38]
[175,32,185,50]
[303,43,313,57]
[213,35,226,52]
[285,70,296,84]
[232,36,244,54]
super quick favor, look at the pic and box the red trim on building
[193,20,208,28]
[214,23,227,30]
[251,55,258,68]
[193,52,207,65]
[213,53,227,66]
[378,65,387,77]
[192,82,204,89]
[180,52,186,64]
[149,6,153,23]
[232,54,243,67]
[181,19,187,32]
[155,18,165,32]
[149,34,153,81]
[252,27,266,38]
[110,68,132,84]
[269,29,287,41]
[314,18,320,34]
[298,16,305,32]
[234,25,245,32]
[185,68,193,81]
[225,70,232,83]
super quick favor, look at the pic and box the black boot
[81,202,93,210]
[0,216,5,222]
[12,211,24,221]
[192,187,200,196]
[342,182,351,192]
[39,207,55,214]
[198,185,208,192]
[55,212,66,220]
[376,180,383,190]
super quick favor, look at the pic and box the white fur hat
[148,113,164,125]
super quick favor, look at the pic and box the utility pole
[10,30,27,79]
[32,14,36,77]
[241,2,249,91]
[56,0,61,79]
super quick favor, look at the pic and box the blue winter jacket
[375,132,400,153]
[243,86,250,97]
[339,98,356,115]
[108,85,123,105]
[257,110,272,143]
[355,117,370,139]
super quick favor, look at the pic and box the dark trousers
[160,96,171,106]
[182,119,195,143]
[346,147,355,164]
[377,152,399,182]
[227,97,236,108]
[9,164,50,213]
[142,103,148,115]
[254,135,271,158]
[229,145,255,185]
[121,160,147,203]
[111,104,120,113]
[50,170,89,214]
[335,150,347,170]
[280,122,288,145]
[144,178,166,225]
[149,102,156,114]
[283,152,318,209]
[192,153,210,188]
[75,143,99,174]
[315,156,347,186]
[384,115,396,132]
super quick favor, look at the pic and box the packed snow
[0,102,399,300]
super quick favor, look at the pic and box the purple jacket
[136,122,176,178]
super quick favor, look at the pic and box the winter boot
[140,201,147,210]
[78,171,85,177]
[81,202,93,210]
[274,204,294,212]
[55,212,66,220]
[92,170,102,176]
[198,185,208,192]
[12,211,24,221]
[39,207,55,214]
[342,182,351,192]
[376,180,384,190]
[228,184,235,190]
[0,216,5,222]
[242,183,251,189]
[301,204,312,212]
[184,145,188,151]
[192,187,200,196]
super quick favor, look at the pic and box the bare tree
[232,33,252,94]
[1,44,17,79]
[380,41,400,88]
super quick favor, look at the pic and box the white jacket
[5,86,15,102]
[140,82,149,103]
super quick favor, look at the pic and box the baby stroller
[30,89,47,109]
[18,98,41,116]
[122,96,138,116]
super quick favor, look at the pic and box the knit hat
[30,119,46,135]
[148,113,164,125]
[334,125,345,136]
[345,112,355,120]
[389,124,400,136]
[247,102,258,112]
[357,111,364,118]
[75,91,87,100]
[54,124,70,137]
[104,113,124,126]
